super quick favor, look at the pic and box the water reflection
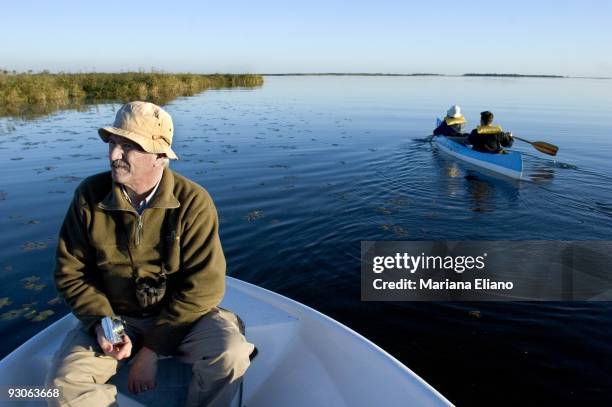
[445,162,461,178]
[466,172,520,213]
[434,154,521,213]
[465,174,496,212]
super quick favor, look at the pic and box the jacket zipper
[135,214,143,246]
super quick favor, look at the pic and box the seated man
[468,110,514,153]
[46,101,254,407]
[433,105,468,138]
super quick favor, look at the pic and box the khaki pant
[46,308,254,407]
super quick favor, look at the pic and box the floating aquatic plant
[0,302,37,321]
[31,310,55,322]
[0,309,23,321]
[23,309,38,320]
[244,210,265,222]
[0,297,12,308]
[50,175,82,183]
[22,276,40,285]
[20,242,48,251]
[47,296,62,305]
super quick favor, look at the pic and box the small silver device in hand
[101,316,126,345]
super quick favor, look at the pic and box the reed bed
[0,72,264,118]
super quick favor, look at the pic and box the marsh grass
[0,71,264,119]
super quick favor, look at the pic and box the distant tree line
[262,72,568,78]
[462,73,565,78]
[262,73,443,76]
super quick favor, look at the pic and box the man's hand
[128,347,158,394]
[95,323,132,360]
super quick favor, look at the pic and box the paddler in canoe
[468,110,514,153]
[433,105,468,139]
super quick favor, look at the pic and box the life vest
[476,124,503,135]
[444,116,466,126]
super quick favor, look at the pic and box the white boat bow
[0,277,451,406]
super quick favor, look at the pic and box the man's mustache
[111,160,130,170]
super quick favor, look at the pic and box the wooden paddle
[513,136,559,156]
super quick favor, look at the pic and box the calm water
[1,76,611,406]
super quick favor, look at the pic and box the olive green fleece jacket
[54,169,226,355]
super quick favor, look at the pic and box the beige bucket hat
[98,101,178,160]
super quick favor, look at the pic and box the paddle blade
[532,141,559,156]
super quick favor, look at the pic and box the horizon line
[2,69,610,80]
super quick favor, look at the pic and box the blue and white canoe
[0,277,451,407]
[433,118,523,180]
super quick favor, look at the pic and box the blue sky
[3,0,611,76]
